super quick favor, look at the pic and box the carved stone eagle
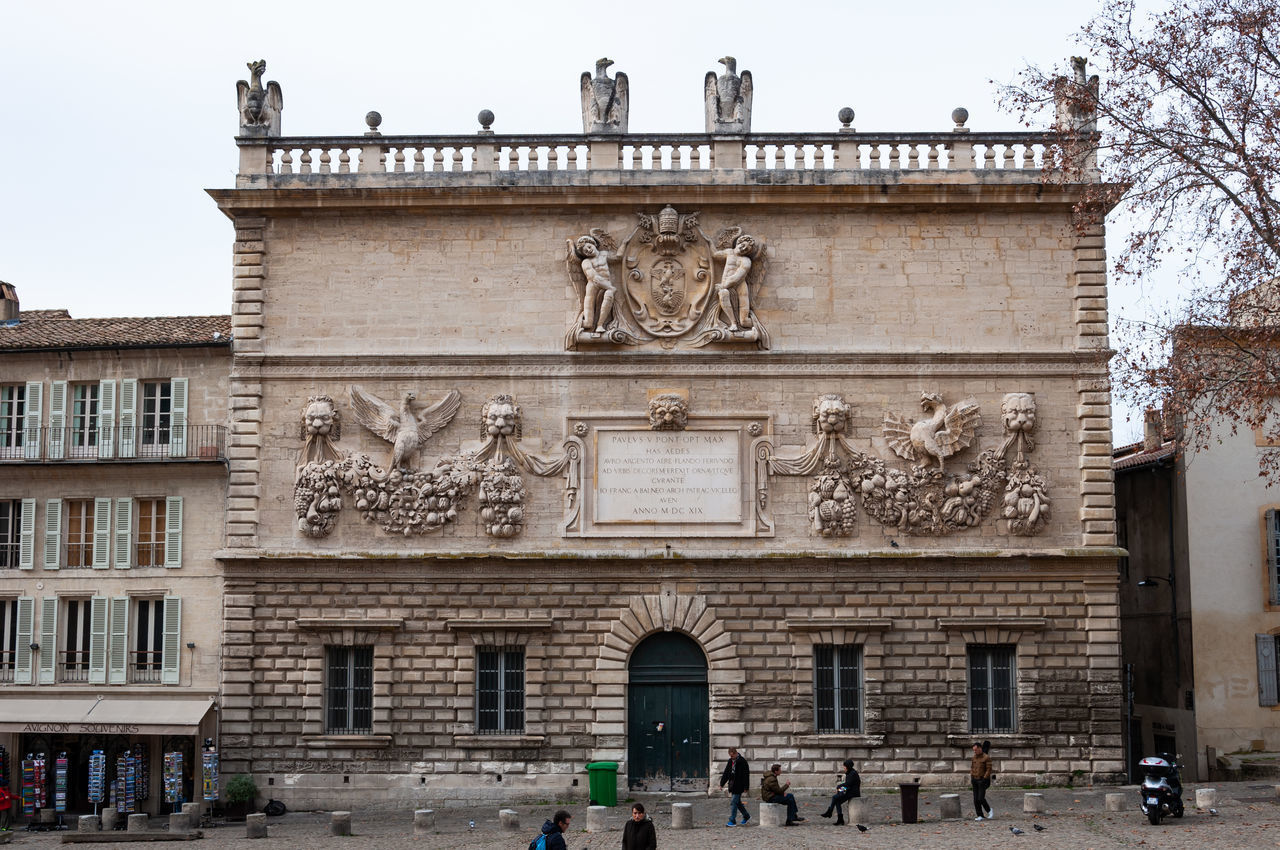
[348,386,462,471]
[883,392,981,472]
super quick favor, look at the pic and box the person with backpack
[621,802,656,850]
[718,746,751,826]
[530,809,572,850]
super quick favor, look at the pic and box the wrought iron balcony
[0,425,225,463]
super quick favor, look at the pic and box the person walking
[970,742,994,820]
[621,802,656,850]
[530,809,572,850]
[820,759,860,825]
[761,763,804,825]
[719,746,751,826]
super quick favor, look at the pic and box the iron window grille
[969,644,1016,733]
[325,645,374,734]
[814,644,863,733]
[477,646,525,734]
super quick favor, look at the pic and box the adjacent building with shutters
[0,285,229,814]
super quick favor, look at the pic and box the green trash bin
[585,761,618,807]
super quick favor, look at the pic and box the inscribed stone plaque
[595,430,742,524]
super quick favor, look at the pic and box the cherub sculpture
[348,386,462,471]
[712,227,765,332]
[566,229,619,334]
[704,56,752,133]
[580,58,629,133]
[883,392,981,472]
[236,60,283,136]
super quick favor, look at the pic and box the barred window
[0,500,18,569]
[477,647,524,733]
[814,644,863,733]
[969,644,1016,733]
[325,646,373,734]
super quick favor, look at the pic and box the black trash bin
[899,781,921,824]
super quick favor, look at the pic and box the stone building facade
[211,61,1122,808]
[0,288,229,815]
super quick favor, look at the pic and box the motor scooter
[1137,753,1184,825]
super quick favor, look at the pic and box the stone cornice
[208,178,1092,217]
[230,350,1113,380]
[219,547,1124,563]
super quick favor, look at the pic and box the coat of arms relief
[565,205,769,350]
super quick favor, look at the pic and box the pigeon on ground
[1033,823,1047,832]
[1209,808,1219,815]
[856,824,869,832]
[1010,826,1025,835]
[468,820,475,829]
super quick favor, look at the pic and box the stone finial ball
[951,107,969,126]
[478,109,495,130]
[838,107,855,125]
[365,111,383,130]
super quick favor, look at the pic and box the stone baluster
[908,144,920,169]
[567,145,579,170]
[975,144,989,168]
[393,147,406,172]
[338,149,351,173]
[627,144,640,170]
[1001,144,1015,170]
[453,147,466,171]
[550,146,562,170]
[413,147,425,172]
[319,149,332,174]
[299,149,312,174]
[927,143,940,169]
[279,149,293,174]
[431,148,444,172]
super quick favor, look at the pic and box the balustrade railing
[59,651,89,683]
[0,425,225,463]
[129,651,162,684]
[244,132,1057,179]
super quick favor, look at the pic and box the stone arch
[591,593,742,765]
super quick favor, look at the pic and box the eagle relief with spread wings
[883,392,981,472]
[348,385,462,471]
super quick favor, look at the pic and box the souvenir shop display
[88,750,106,809]
[163,752,184,807]
[54,753,67,813]
[0,745,9,787]
[201,745,219,802]
[21,754,46,816]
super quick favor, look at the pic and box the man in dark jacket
[621,803,656,850]
[532,810,571,850]
[761,763,804,825]
[718,746,751,826]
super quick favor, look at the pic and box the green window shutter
[92,498,112,569]
[47,380,66,460]
[43,498,61,570]
[89,597,108,685]
[114,498,132,569]
[1258,634,1279,707]
[161,597,182,685]
[118,379,137,458]
[18,498,36,570]
[38,596,58,684]
[22,382,41,459]
[168,378,188,458]
[97,380,116,459]
[164,496,183,568]
[14,597,35,684]
[108,597,130,684]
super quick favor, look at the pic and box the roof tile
[0,314,232,351]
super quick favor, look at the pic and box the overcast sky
[1,0,1155,440]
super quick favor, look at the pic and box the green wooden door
[627,632,709,791]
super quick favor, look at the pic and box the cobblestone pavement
[7,782,1279,848]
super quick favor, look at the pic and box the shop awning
[0,697,213,736]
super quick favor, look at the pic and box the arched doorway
[627,632,709,791]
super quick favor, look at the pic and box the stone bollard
[499,809,520,832]
[1105,792,1126,812]
[37,809,56,825]
[330,811,352,836]
[939,793,961,820]
[587,806,607,833]
[246,813,267,839]
[1024,792,1045,813]
[1195,788,1217,809]
[845,798,867,824]
[671,802,693,829]
[758,802,787,828]
[413,809,435,835]
[169,813,191,833]
[101,806,119,831]
[182,802,201,822]
[127,813,149,833]
[78,815,101,832]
